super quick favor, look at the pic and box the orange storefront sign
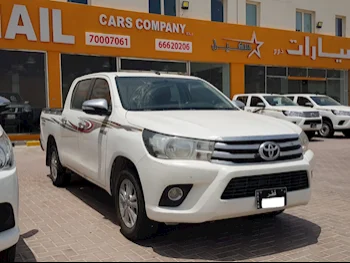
[1,0,350,70]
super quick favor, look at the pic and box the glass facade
[0,50,46,135]
[120,58,187,74]
[245,65,348,104]
[190,63,230,96]
[61,54,116,104]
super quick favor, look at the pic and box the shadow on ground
[67,176,321,261]
[16,230,38,262]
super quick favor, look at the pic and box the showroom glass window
[245,65,265,93]
[0,50,46,134]
[211,0,224,22]
[61,54,116,105]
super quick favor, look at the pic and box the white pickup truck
[286,94,350,138]
[233,94,322,140]
[40,72,315,241]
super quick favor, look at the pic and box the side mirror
[82,99,109,116]
[232,100,245,110]
[305,102,314,107]
[257,102,265,107]
[0,96,10,113]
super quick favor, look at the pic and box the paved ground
[14,135,350,262]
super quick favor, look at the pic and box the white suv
[0,98,19,262]
[233,94,322,140]
[287,94,350,138]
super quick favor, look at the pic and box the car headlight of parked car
[0,128,14,170]
[299,131,309,154]
[282,111,305,117]
[331,110,350,116]
[142,130,215,161]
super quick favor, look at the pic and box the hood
[316,105,350,112]
[126,110,302,141]
[267,106,317,112]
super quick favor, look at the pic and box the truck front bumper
[0,167,20,252]
[287,117,322,131]
[137,150,315,224]
[332,115,350,130]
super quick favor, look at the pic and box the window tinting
[90,79,112,109]
[149,0,161,14]
[211,0,224,22]
[245,66,265,93]
[288,67,307,77]
[71,79,92,110]
[327,70,341,78]
[336,17,343,37]
[68,0,88,4]
[236,96,248,105]
[251,96,264,107]
[297,97,312,106]
[296,12,302,31]
[164,0,176,16]
[267,67,286,76]
[246,3,258,26]
[308,68,326,78]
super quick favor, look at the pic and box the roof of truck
[78,72,199,80]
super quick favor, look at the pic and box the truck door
[78,78,111,187]
[60,79,93,170]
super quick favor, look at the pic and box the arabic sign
[211,31,264,59]
[1,0,350,69]
[274,36,349,64]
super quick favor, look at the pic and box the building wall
[55,0,350,36]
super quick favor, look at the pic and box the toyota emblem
[259,141,281,161]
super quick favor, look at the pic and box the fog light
[168,187,184,201]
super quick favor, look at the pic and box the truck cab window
[297,97,312,106]
[71,79,92,110]
[90,79,112,110]
[251,96,265,107]
[236,96,248,105]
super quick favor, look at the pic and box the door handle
[62,118,67,125]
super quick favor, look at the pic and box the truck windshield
[115,77,238,111]
[263,96,297,106]
[311,96,341,106]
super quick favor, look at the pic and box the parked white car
[286,94,350,138]
[233,94,322,139]
[40,73,315,241]
[0,97,19,263]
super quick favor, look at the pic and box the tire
[305,131,315,140]
[49,144,71,187]
[343,130,350,138]
[0,245,16,263]
[319,120,334,138]
[114,169,158,241]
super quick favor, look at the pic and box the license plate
[311,123,317,128]
[6,114,16,120]
[256,188,287,210]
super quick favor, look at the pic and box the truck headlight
[0,129,14,170]
[142,130,215,161]
[331,110,350,116]
[283,111,305,117]
[299,131,309,154]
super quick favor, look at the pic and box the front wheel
[0,245,16,263]
[343,130,350,138]
[49,144,71,187]
[305,131,315,140]
[114,169,158,241]
[319,120,334,138]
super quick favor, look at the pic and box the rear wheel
[114,169,158,241]
[305,131,315,140]
[49,144,71,187]
[319,120,334,138]
[343,130,350,138]
[0,245,16,263]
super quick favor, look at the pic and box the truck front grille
[221,170,309,200]
[211,134,302,164]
